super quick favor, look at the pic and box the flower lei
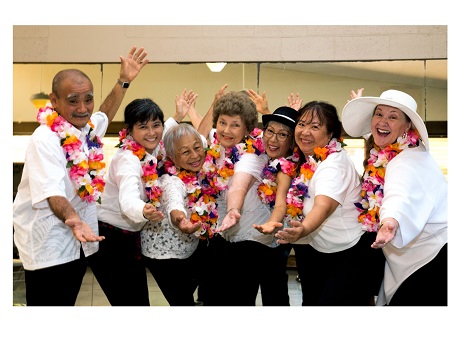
[285,138,346,221]
[355,129,420,232]
[36,105,105,203]
[116,128,164,207]
[206,128,265,191]
[163,157,224,240]
[257,147,300,207]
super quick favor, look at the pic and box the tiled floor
[13,265,303,306]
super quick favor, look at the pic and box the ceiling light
[206,62,227,72]
[30,92,50,109]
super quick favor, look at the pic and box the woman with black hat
[341,89,447,306]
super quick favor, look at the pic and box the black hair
[124,98,164,132]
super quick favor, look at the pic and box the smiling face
[50,73,94,129]
[295,113,331,157]
[215,114,248,149]
[130,119,164,154]
[171,133,205,172]
[371,104,411,148]
[263,121,293,159]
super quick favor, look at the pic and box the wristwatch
[118,79,130,88]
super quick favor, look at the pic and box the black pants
[90,221,150,306]
[203,235,290,306]
[293,234,372,306]
[24,252,87,306]
[143,251,198,306]
[388,243,448,306]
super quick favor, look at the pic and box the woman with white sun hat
[341,89,447,306]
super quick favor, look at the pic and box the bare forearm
[48,195,79,223]
[99,83,128,123]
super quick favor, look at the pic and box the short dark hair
[297,100,342,140]
[124,98,164,132]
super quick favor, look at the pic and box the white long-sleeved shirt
[377,145,448,305]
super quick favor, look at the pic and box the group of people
[12,46,448,307]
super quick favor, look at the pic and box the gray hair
[163,123,204,160]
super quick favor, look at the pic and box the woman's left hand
[215,208,241,232]
[275,219,304,244]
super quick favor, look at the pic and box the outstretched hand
[275,219,305,244]
[119,46,150,83]
[175,214,203,234]
[215,209,241,232]
[143,203,165,223]
[253,221,283,234]
[371,219,398,249]
[65,216,105,243]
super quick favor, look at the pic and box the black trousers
[143,251,199,306]
[293,234,373,306]
[24,251,87,306]
[388,243,448,306]
[90,221,150,306]
[203,235,290,306]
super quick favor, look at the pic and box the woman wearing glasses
[252,106,300,305]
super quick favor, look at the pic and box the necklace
[356,129,420,232]
[286,138,345,221]
[36,106,105,203]
[207,128,265,191]
[163,156,224,240]
[116,128,164,207]
[257,147,300,207]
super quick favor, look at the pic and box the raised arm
[197,84,228,139]
[99,46,149,123]
[246,89,270,114]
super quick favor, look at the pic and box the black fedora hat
[262,106,299,130]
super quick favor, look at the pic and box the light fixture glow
[206,62,227,72]
[30,92,50,109]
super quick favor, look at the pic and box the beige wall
[13,26,447,124]
[13,25,446,63]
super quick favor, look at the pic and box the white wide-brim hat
[341,89,429,151]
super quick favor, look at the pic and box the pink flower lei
[286,138,345,221]
[207,128,265,191]
[116,128,164,207]
[163,157,224,240]
[36,105,106,203]
[356,129,420,232]
[257,147,300,207]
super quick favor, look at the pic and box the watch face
[121,82,129,88]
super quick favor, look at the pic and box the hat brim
[262,114,297,130]
[341,96,430,151]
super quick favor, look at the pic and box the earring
[402,132,407,139]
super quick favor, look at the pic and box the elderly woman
[275,100,373,306]
[141,123,212,306]
[197,90,280,306]
[341,89,447,306]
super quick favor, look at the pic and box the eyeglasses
[263,127,291,142]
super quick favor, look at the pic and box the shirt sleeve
[159,174,188,229]
[115,151,150,223]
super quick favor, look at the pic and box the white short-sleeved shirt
[13,112,108,270]
[140,174,199,259]
[97,117,178,231]
[293,150,365,252]
[377,146,448,305]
